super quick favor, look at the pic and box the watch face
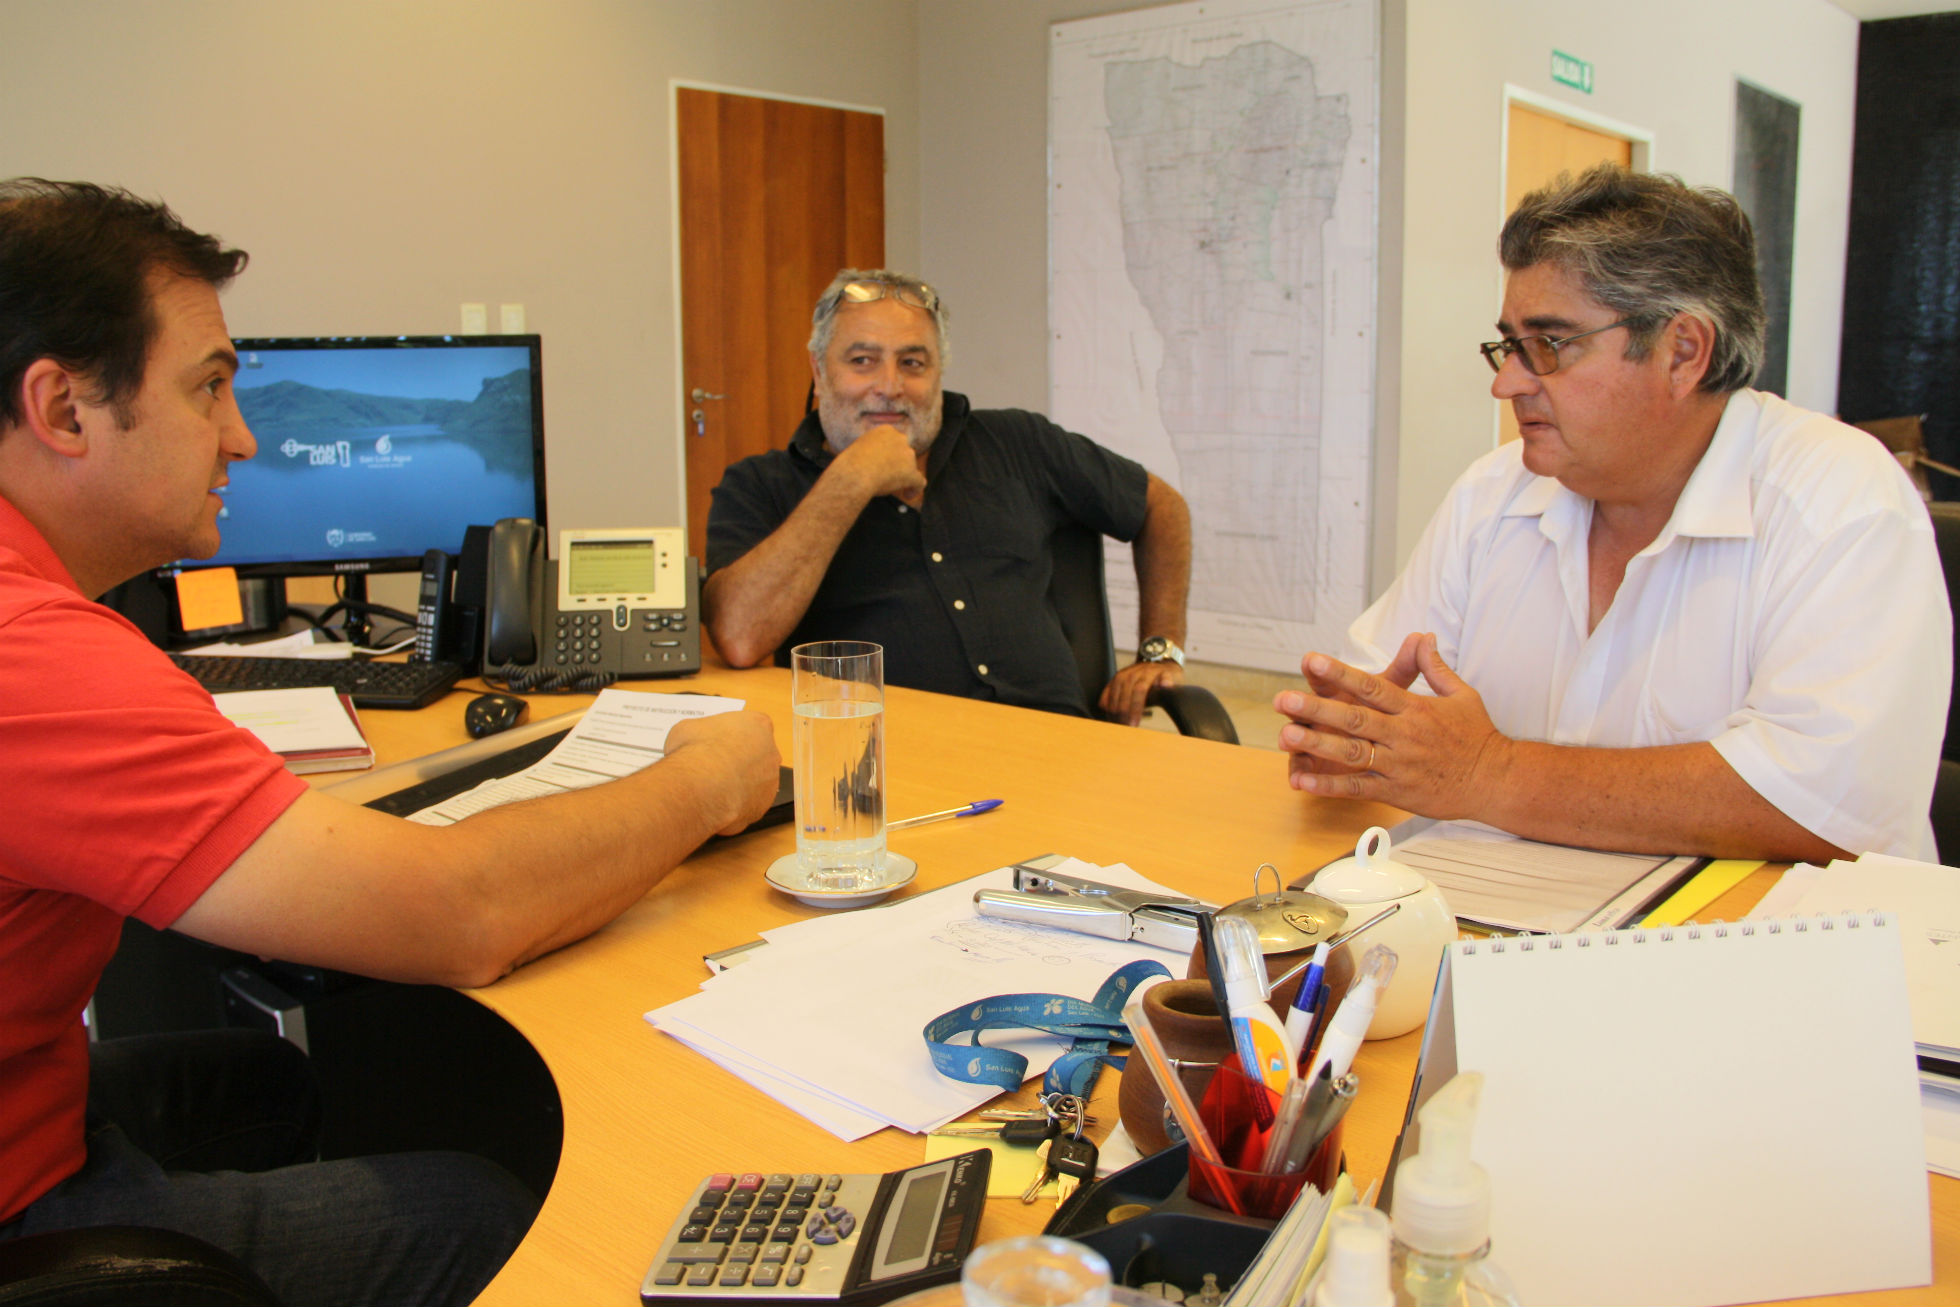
[1140,637,1168,660]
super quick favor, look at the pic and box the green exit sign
[1552,50,1594,94]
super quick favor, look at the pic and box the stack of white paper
[1753,852,1960,1178]
[645,858,1190,1139]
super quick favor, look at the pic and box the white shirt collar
[1501,390,1760,552]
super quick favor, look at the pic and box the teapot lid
[1216,862,1348,953]
[1309,826,1429,903]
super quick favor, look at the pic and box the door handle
[690,388,725,403]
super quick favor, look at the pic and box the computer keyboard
[170,654,468,710]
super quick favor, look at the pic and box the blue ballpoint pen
[887,799,1003,831]
[1283,942,1329,1063]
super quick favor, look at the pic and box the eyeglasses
[839,280,940,313]
[1479,318,1636,376]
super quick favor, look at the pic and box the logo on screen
[281,439,352,468]
[326,529,345,549]
[375,435,393,455]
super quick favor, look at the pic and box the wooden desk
[334,668,1956,1306]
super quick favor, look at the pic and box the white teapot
[1304,826,1455,1039]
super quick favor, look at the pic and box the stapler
[972,854,1215,952]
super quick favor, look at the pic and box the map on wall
[1049,0,1378,673]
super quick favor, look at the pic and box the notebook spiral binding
[1460,909,1890,955]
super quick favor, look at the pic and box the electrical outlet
[460,302,488,334]
[499,303,526,334]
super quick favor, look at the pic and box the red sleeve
[0,592,307,926]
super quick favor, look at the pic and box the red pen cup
[1185,1058,1343,1221]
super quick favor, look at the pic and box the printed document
[1380,817,1698,933]
[646,858,1190,1140]
[406,688,742,824]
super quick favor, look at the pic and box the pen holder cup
[1185,1059,1341,1221]
[1117,980,1234,1156]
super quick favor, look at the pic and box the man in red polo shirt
[0,179,780,1307]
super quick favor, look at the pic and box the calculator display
[870,1169,946,1277]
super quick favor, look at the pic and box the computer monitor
[177,333,548,578]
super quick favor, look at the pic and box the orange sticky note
[175,567,244,631]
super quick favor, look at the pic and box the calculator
[640,1151,991,1306]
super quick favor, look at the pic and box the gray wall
[918,0,1858,588]
[2,0,1860,643]
[0,0,922,542]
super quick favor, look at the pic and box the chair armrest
[1146,684,1240,744]
[0,1225,280,1306]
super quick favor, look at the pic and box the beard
[817,382,943,455]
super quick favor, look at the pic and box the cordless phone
[413,548,454,663]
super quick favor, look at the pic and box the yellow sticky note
[923,1135,1049,1200]
[175,567,243,631]
[1639,860,1763,928]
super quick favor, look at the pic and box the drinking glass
[790,641,886,891]
[961,1236,1111,1307]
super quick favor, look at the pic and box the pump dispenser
[1311,1205,1394,1307]
[1386,1073,1519,1307]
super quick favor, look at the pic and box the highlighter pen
[1214,914,1294,1095]
[1283,942,1329,1063]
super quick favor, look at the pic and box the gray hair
[1499,164,1766,394]
[807,268,950,369]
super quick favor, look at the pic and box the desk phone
[484,519,702,679]
[640,1152,989,1307]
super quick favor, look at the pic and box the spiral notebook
[1389,914,1931,1307]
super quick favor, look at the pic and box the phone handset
[483,517,543,671]
[413,548,454,664]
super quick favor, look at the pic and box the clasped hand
[836,424,927,508]
[1273,633,1512,820]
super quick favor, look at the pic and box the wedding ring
[1366,742,1378,771]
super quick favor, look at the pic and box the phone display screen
[566,539,658,597]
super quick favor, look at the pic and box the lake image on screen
[220,354,538,564]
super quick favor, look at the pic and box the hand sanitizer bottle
[1387,1072,1520,1307]
[1312,1205,1395,1307]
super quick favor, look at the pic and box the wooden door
[677,88,885,561]
[1498,104,1634,443]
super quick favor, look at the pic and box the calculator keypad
[650,1171,851,1294]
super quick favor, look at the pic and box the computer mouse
[465,693,529,739]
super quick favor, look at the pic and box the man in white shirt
[1277,165,1949,861]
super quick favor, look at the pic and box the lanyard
[921,959,1171,1099]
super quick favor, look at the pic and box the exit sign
[1552,50,1594,94]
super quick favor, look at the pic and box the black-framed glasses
[840,280,939,313]
[1479,318,1635,376]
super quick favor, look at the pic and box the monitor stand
[335,573,372,647]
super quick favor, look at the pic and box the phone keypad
[554,611,605,666]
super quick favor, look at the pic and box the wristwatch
[1137,636,1185,667]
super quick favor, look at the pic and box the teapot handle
[1355,825,1393,864]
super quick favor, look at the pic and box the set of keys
[930,1092,1099,1207]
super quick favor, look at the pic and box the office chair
[1927,501,1960,863]
[1047,521,1238,744]
[0,1226,280,1306]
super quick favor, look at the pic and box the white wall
[0,0,1863,636]
[1395,0,1858,564]
[0,0,922,542]
[919,0,1860,591]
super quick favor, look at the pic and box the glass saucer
[764,852,918,908]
